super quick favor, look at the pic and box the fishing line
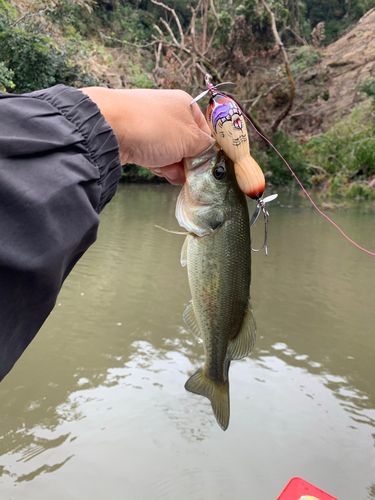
[210,87,375,256]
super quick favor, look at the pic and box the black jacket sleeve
[0,84,122,381]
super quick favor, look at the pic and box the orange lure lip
[235,156,265,200]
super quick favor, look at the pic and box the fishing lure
[191,75,277,255]
[191,76,375,257]
[192,76,265,200]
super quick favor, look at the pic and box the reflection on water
[0,185,374,500]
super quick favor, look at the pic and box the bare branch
[202,0,209,53]
[154,42,163,72]
[306,163,329,175]
[209,0,220,24]
[196,62,208,76]
[159,18,180,47]
[204,25,218,55]
[153,24,165,39]
[261,0,295,132]
[11,8,48,28]
[101,33,160,49]
[285,26,307,45]
[151,34,192,57]
[249,83,281,109]
[190,2,199,55]
[151,0,185,48]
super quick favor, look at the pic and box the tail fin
[185,368,230,431]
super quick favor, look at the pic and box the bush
[0,61,15,91]
[0,3,98,94]
[290,46,321,78]
[253,130,311,186]
[358,77,375,102]
[121,163,156,182]
[306,102,375,178]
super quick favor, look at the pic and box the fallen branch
[249,83,281,110]
[285,26,307,45]
[306,163,329,175]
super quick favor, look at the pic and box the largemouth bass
[176,142,256,431]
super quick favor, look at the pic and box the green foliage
[121,163,156,182]
[213,11,233,48]
[290,46,321,77]
[0,2,98,93]
[342,181,375,199]
[95,0,194,45]
[304,0,375,45]
[321,174,375,199]
[323,17,351,45]
[0,61,15,91]
[358,77,375,102]
[306,102,375,178]
[233,0,288,47]
[95,3,154,43]
[253,130,311,186]
[127,61,154,88]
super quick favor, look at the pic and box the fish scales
[187,209,250,382]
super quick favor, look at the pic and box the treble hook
[250,194,278,256]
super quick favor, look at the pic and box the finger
[190,102,211,136]
[161,162,185,185]
[149,168,164,177]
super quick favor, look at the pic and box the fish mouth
[184,142,220,171]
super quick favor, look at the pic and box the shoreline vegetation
[1,0,375,199]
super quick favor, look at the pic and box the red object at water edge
[277,477,338,500]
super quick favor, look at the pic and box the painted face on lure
[206,94,265,200]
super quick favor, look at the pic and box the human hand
[79,87,213,185]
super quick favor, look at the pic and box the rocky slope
[284,8,375,137]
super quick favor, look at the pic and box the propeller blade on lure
[191,75,278,255]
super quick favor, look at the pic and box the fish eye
[212,165,226,181]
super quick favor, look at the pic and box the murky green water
[1,184,375,500]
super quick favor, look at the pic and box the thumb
[184,128,214,159]
[190,102,211,136]
[182,101,214,158]
[184,112,214,159]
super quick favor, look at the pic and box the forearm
[0,85,122,380]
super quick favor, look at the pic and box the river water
[0,184,374,500]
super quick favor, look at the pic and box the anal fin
[183,301,203,344]
[229,299,257,360]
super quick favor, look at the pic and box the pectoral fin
[183,302,203,344]
[229,299,257,360]
[155,225,189,235]
[180,236,189,267]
